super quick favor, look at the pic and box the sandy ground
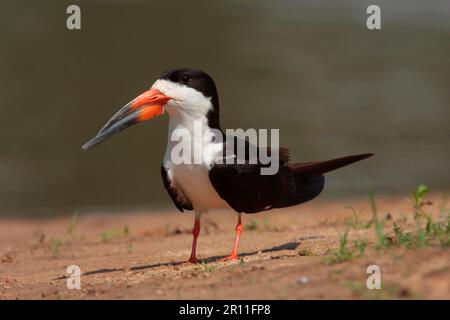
[0,193,449,300]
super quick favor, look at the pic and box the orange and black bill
[81,89,170,150]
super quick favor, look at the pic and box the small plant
[100,226,130,242]
[353,239,368,257]
[392,185,449,249]
[48,213,78,254]
[344,207,372,230]
[199,260,216,272]
[331,268,343,275]
[123,225,130,237]
[49,238,65,254]
[375,215,389,251]
[410,185,434,248]
[325,186,449,267]
[325,229,353,264]
[245,220,259,231]
[67,213,78,236]
[101,230,115,242]
[412,184,429,220]
[414,213,433,247]
[369,192,389,252]
[263,218,279,231]
[427,215,449,248]
[341,280,410,299]
[416,229,428,247]
[337,229,349,255]
[392,222,412,248]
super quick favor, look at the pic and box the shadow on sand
[53,241,301,280]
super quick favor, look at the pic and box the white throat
[151,78,222,166]
[152,79,228,211]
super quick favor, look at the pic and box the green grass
[263,218,280,231]
[344,207,373,230]
[436,216,450,248]
[412,184,429,220]
[392,213,449,250]
[49,213,78,254]
[245,220,259,231]
[198,260,216,272]
[123,225,130,237]
[263,218,270,231]
[326,184,449,265]
[67,213,78,236]
[326,211,371,264]
[101,230,115,242]
[404,185,449,248]
[353,239,368,257]
[325,229,355,264]
[369,192,389,252]
[340,280,415,299]
[425,214,450,248]
[100,225,131,242]
[388,185,448,249]
[392,222,412,248]
[49,237,66,254]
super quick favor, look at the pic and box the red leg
[221,214,243,261]
[188,213,201,264]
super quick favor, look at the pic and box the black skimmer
[82,68,373,263]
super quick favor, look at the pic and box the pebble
[297,276,309,284]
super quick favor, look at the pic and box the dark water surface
[0,1,449,216]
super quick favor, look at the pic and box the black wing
[209,162,296,213]
[209,144,373,214]
[161,165,193,212]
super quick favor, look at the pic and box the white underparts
[155,79,230,212]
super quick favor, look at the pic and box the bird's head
[82,68,219,151]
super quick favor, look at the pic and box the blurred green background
[0,0,449,216]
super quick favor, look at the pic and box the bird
[82,68,373,263]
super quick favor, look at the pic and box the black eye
[181,74,190,84]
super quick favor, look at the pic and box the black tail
[288,153,374,177]
[274,153,373,209]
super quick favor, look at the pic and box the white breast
[162,115,230,212]
[153,78,231,212]
[170,161,229,212]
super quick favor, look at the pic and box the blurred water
[0,0,449,216]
